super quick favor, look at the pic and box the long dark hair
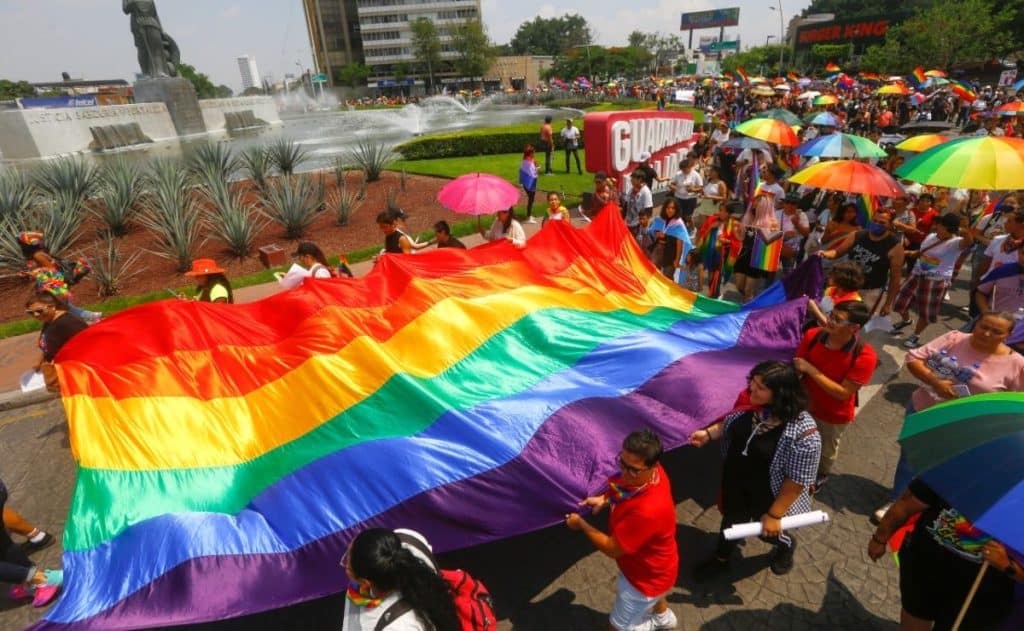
[349,529,459,631]
[748,360,807,424]
[660,198,679,222]
[197,272,234,303]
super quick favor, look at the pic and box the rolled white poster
[723,510,830,541]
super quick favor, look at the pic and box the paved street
[0,280,974,630]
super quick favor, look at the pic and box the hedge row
[395,130,539,160]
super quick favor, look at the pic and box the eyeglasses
[827,313,851,326]
[617,452,651,476]
[25,308,47,316]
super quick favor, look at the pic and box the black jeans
[715,480,793,559]
[564,148,581,174]
[0,481,34,584]
[542,147,553,174]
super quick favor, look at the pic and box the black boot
[770,537,796,576]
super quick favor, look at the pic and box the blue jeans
[891,400,918,500]
[68,303,101,323]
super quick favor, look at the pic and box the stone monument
[125,0,206,136]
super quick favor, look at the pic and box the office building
[302,0,482,88]
[237,55,261,91]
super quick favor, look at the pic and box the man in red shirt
[793,301,877,492]
[894,193,939,273]
[567,430,679,631]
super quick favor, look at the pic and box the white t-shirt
[560,126,581,147]
[711,128,730,144]
[984,235,1021,270]
[759,182,786,206]
[913,233,964,280]
[309,264,333,279]
[672,170,703,200]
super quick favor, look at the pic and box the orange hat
[184,258,226,276]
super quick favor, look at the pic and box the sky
[0,0,812,92]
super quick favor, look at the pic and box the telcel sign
[680,8,740,30]
[583,111,697,193]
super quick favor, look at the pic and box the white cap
[639,151,652,161]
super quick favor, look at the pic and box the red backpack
[374,533,496,631]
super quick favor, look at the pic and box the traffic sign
[709,41,739,52]
[312,73,328,83]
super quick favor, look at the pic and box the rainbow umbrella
[789,160,905,197]
[995,102,1024,114]
[734,117,800,146]
[807,111,842,127]
[895,136,1024,190]
[877,84,911,95]
[813,94,839,106]
[750,86,776,97]
[794,133,887,159]
[924,69,947,77]
[753,108,803,126]
[895,134,950,152]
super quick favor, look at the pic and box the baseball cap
[594,171,608,182]
[638,151,652,162]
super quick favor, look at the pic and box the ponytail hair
[348,529,460,631]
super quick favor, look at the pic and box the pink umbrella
[437,173,521,216]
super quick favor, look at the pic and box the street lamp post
[762,36,775,76]
[769,2,785,71]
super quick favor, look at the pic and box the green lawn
[393,152,594,201]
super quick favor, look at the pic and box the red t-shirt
[608,463,679,597]
[795,328,878,424]
[906,208,938,246]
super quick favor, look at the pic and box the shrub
[0,168,37,221]
[188,142,239,190]
[89,233,145,297]
[327,188,361,226]
[347,140,397,182]
[138,158,204,272]
[241,145,272,191]
[203,178,267,259]
[260,175,320,239]
[95,158,144,237]
[395,130,536,160]
[267,138,308,177]
[33,157,99,203]
[26,191,85,260]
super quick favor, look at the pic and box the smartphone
[952,384,971,398]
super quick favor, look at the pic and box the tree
[510,15,593,56]
[721,44,792,76]
[546,46,653,82]
[859,0,1014,73]
[0,79,36,100]
[215,85,233,98]
[624,32,684,74]
[336,63,371,88]
[451,20,496,85]
[175,63,224,99]
[411,17,443,94]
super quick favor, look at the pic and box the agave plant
[188,142,239,184]
[89,233,145,297]
[347,140,397,183]
[0,168,37,221]
[327,188,361,227]
[332,156,349,192]
[260,175,320,239]
[267,138,308,177]
[138,158,204,272]
[0,217,25,269]
[26,190,86,260]
[203,178,267,259]
[33,157,99,203]
[95,158,144,237]
[240,145,272,191]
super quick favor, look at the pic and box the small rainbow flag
[751,230,783,273]
[786,71,800,83]
[951,79,977,102]
[748,152,762,205]
[911,66,926,85]
[854,194,876,227]
[735,66,750,84]
[971,193,1009,229]
[825,62,841,72]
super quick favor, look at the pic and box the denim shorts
[609,572,663,630]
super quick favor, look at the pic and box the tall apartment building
[237,55,261,91]
[302,0,482,87]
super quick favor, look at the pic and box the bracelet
[872,534,888,545]
[703,428,712,440]
[767,511,784,520]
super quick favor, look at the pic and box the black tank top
[384,231,404,254]
[847,231,899,290]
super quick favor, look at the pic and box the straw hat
[184,258,226,276]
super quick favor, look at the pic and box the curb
[0,389,59,412]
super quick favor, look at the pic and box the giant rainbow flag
[38,210,806,629]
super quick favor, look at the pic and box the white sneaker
[525,216,537,224]
[872,502,893,524]
[632,609,678,631]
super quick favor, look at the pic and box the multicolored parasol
[734,117,800,146]
[895,134,951,152]
[895,136,1024,190]
[788,160,905,197]
[753,108,803,126]
[794,133,888,159]
[813,94,839,106]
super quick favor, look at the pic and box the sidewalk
[0,220,547,407]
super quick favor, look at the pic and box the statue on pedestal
[123,0,180,78]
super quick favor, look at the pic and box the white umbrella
[775,85,792,91]
[796,91,821,101]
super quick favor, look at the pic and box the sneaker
[21,532,55,554]
[810,475,829,495]
[892,319,914,332]
[872,503,893,525]
[32,584,59,608]
[525,216,537,224]
[769,539,796,576]
[693,555,731,582]
[8,584,34,600]
[634,609,679,631]
[944,292,951,301]
[902,335,921,349]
